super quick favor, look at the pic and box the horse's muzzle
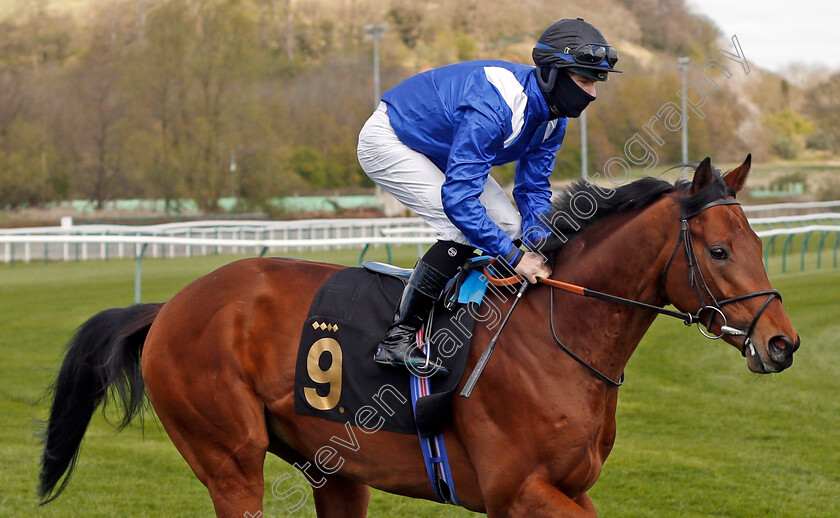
[767,334,799,369]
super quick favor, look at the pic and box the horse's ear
[724,154,752,193]
[690,157,715,194]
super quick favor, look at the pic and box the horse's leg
[487,477,597,518]
[573,493,597,514]
[265,415,370,517]
[147,382,268,517]
[144,336,270,517]
[311,475,370,518]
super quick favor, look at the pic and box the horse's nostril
[768,335,795,364]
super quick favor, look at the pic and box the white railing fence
[0,217,432,263]
[2,201,840,302]
[0,217,436,303]
[742,200,840,217]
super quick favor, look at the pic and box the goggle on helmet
[532,18,622,87]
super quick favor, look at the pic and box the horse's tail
[38,303,163,504]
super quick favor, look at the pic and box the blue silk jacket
[382,60,566,261]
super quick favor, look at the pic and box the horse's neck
[549,199,680,373]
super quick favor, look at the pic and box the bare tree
[58,4,135,208]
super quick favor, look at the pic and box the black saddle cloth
[293,267,475,437]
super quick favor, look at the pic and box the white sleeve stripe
[483,67,528,148]
[543,120,558,142]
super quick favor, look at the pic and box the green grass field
[1,247,838,517]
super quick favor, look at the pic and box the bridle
[660,197,781,347]
[485,195,782,387]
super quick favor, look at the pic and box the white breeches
[357,102,522,246]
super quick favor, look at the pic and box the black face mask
[538,68,595,119]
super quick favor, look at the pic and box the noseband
[660,198,782,353]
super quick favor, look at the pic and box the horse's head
[662,155,800,373]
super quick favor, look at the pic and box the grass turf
[0,247,838,517]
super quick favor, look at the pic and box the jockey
[357,18,621,372]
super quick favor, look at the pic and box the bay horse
[39,156,799,517]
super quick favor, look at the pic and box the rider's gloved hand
[514,251,552,284]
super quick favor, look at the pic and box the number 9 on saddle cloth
[293,259,493,438]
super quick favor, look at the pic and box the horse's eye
[710,247,729,260]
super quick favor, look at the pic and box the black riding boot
[373,259,451,374]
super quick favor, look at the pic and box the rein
[481,196,782,387]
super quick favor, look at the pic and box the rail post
[135,242,148,304]
[781,234,795,273]
[835,232,840,268]
[801,231,811,271]
[817,231,829,269]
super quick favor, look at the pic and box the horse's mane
[537,166,734,253]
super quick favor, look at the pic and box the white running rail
[2,201,840,302]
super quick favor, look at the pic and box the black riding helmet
[532,18,621,90]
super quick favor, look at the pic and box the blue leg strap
[410,332,460,506]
